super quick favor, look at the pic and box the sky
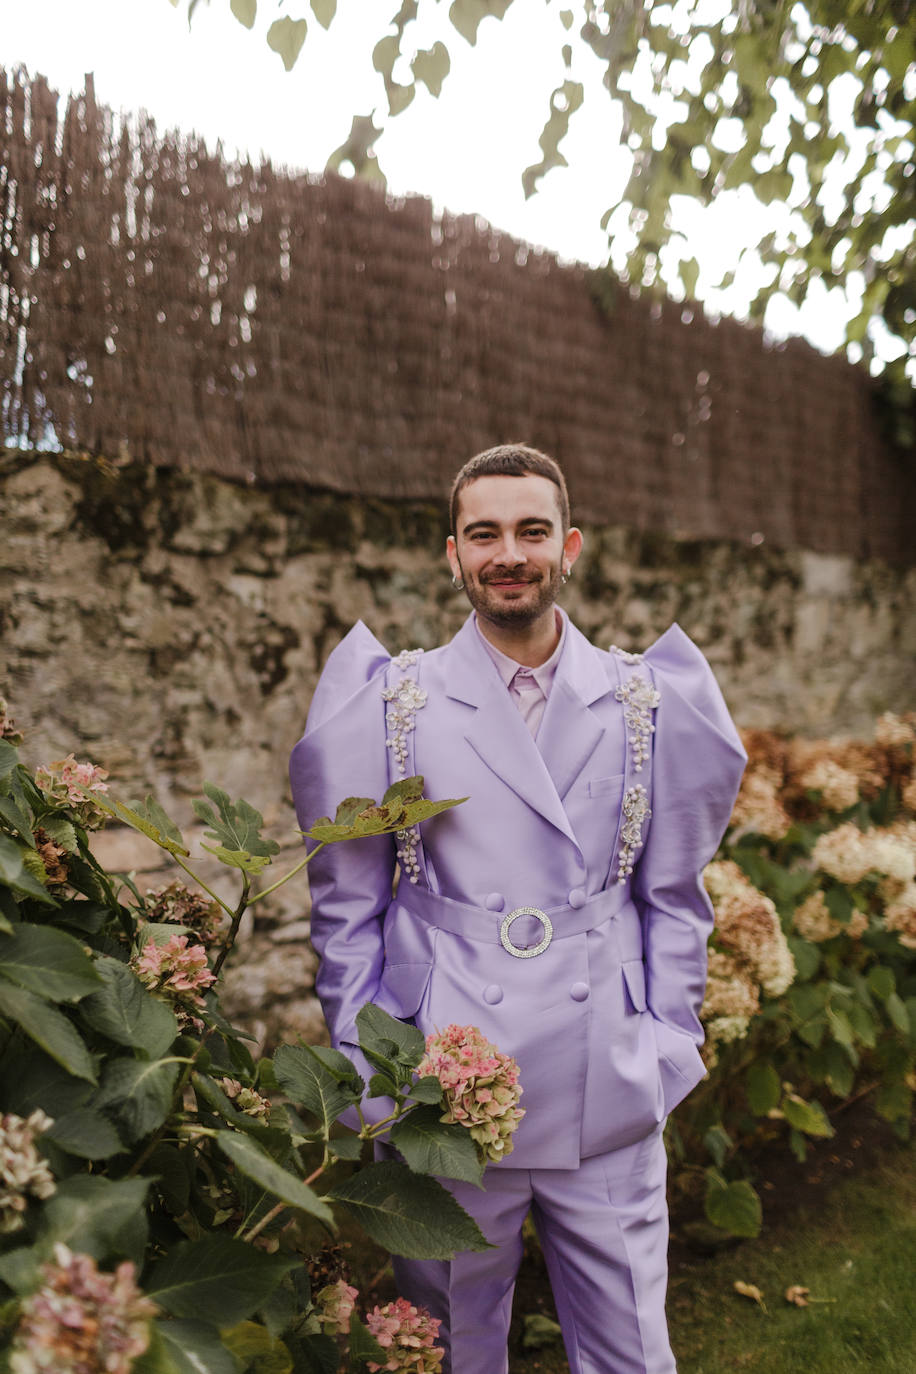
[1,0,896,362]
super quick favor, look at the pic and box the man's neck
[475,607,562,667]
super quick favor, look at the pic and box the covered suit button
[568,887,586,909]
[485,892,505,912]
[483,984,504,1005]
[569,982,589,1002]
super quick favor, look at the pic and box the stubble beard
[460,565,563,630]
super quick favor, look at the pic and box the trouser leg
[392,1167,533,1374]
[532,1127,676,1374]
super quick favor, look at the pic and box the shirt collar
[474,609,567,696]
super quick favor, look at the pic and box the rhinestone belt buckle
[499,906,554,958]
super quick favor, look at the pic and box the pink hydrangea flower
[365,1297,443,1373]
[34,755,110,830]
[314,1278,359,1336]
[10,1243,157,1374]
[132,933,215,1029]
[418,1025,524,1163]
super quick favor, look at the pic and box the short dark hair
[449,444,570,534]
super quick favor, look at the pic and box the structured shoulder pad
[304,621,391,733]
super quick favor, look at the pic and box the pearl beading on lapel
[613,674,660,772]
[609,644,644,665]
[383,649,426,884]
[617,784,651,880]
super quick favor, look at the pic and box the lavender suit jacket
[289,612,746,1169]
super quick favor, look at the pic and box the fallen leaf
[733,1280,768,1312]
[785,1285,810,1307]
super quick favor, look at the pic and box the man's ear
[446,534,461,580]
[563,526,584,571]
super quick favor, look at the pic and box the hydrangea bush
[0,711,523,1373]
[675,712,916,1238]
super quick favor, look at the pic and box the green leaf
[868,965,896,1001]
[356,1001,425,1068]
[886,992,911,1035]
[45,1106,125,1159]
[39,815,80,854]
[273,1043,362,1133]
[80,956,178,1057]
[310,0,337,29]
[334,796,376,825]
[827,1006,855,1047]
[0,1041,92,1117]
[215,1131,335,1225]
[0,1245,44,1295]
[876,1077,913,1123]
[448,0,513,46]
[194,784,279,859]
[0,980,96,1081]
[0,792,36,843]
[846,998,878,1049]
[199,843,272,875]
[390,1105,484,1186]
[327,1133,362,1161]
[702,1124,732,1170]
[295,1332,339,1374]
[745,1061,781,1116]
[348,1310,389,1371]
[0,738,20,783]
[781,1094,834,1138]
[0,833,56,902]
[407,1074,444,1104]
[0,923,101,1002]
[412,42,451,96]
[230,0,257,28]
[786,936,820,982]
[39,1175,150,1265]
[146,1143,193,1214]
[96,1057,180,1142]
[267,17,308,70]
[146,1235,299,1325]
[704,1171,762,1238]
[521,1313,563,1350]
[328,1160,490,1258]
[81,793,190,858]
[136,1319,241,1374]
[223,1320,293,1374]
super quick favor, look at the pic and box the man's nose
[493,536,525,566]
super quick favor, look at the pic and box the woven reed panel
[1,69,912,562]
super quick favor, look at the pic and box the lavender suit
[290,611,746,1373]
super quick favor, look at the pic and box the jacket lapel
[441,616,580,847]
[536,618,613,799]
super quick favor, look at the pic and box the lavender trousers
[392,1125,676,1374]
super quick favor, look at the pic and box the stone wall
[3,454,914,1045]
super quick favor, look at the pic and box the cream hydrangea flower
[811,823,874,885]
[703,860,795,998]
[314,1278,359,1337]
[793,890,867,943]
[0,1111,56,1235]
[729,772,791,840]
[797,758,860,812]
[701,950,760,1048]
[884,883,916,950]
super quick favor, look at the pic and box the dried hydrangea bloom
[0,1111,56,1235]
[701,949,760,1043]
[796,758,860,812]
[874,712,916,751]
[884,883,916,949]
[865,832,916,886]
[365,1297,443,1373]
[0,697,24,745]
[144,882,227,947]
[703,860,796,998]
[314,1278,359,1337]
[10,1244,157,1374]
[902,775,916,813]
[218,1077,271,1120]
[33,828,69,886]
[793,890,868,943]
[418,1025,524,1164]
[810,823,874,885]
[728,771,792,840]
[34,754,110,830]
[132,933,215,1029]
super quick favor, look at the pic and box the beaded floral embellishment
[383,650,426,884]
[614,674,660,772]
[616,784,651,881]
[609,644,644,665]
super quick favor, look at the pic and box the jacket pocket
[651,1016,706,1116]
[376,961,433,1021]
[622,958,647,1014]
[587,773,625,798]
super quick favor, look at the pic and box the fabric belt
[396,881,643,961]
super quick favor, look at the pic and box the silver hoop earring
[560,567,570,586]
[451,575,464,591]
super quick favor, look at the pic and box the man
[290,445,746,1373]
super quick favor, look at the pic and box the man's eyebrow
[461,516,555,535]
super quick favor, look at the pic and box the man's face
[446,474,582,631]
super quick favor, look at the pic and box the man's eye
[470,532,494,541]
[523,528,548,538]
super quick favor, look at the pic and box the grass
[507,1130,916,1373]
